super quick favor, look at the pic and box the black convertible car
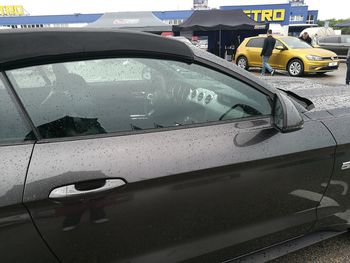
[1,28,350,263]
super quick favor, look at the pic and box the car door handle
[49,179,126,200]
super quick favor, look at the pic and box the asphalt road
[271,233,350,263]
[249,61,348,86]
[300,62,348,86]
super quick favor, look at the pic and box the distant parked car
[235,35,339,77]
[317,35,350,58]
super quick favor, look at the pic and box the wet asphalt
[271,233,350,262]
[298,62,348,86]
[252,61,348,86]
[249,62,346,85]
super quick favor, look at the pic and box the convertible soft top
[0,28,194,69]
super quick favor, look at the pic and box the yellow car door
[269,40,290,70]
[245,38,265,67]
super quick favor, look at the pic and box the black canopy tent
[174,9,266,31]
[87,12,172,33]
[174,10,267,57]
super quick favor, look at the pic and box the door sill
[223,230,345,263]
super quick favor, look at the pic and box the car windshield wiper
[278,88,315,111]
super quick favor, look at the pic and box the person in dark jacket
[346,48,350,85]
[261,29,276,76]
[299,32,312,45]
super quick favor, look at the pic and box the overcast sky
[2,0,348,20]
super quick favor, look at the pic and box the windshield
[281,37,312,49]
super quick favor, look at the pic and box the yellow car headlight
[306,55,323,61]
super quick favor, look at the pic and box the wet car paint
[316,116,350,229]
[262,76,350,233]
[0,144,57,262]
[24,117,336,262]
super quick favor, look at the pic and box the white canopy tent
[300,27,335,38]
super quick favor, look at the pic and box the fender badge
[341,161,350,170]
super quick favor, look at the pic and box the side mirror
[275,45,286,51]
[273,92,304,133]
[312,44,320,48]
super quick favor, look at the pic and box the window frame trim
[35,115,273,145]
[0,139,36,148]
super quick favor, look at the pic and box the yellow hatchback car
[235,35,340,77]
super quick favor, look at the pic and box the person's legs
[262,56,273,75]
[261,56,267,75]
[264,56,273,73]
[346,61,350,85]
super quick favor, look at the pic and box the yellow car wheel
[287,59,304,77]
[236,56,249,70]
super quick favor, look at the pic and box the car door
[0,76,57,262]
[318,114,350,228]
[246,38,265,67]
[8,57,335,263]
[269,40,290,70]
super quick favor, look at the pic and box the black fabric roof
[0,28,193,69]
[336,21,350,27]
[174,10,266,31]
[87,12,172,32]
